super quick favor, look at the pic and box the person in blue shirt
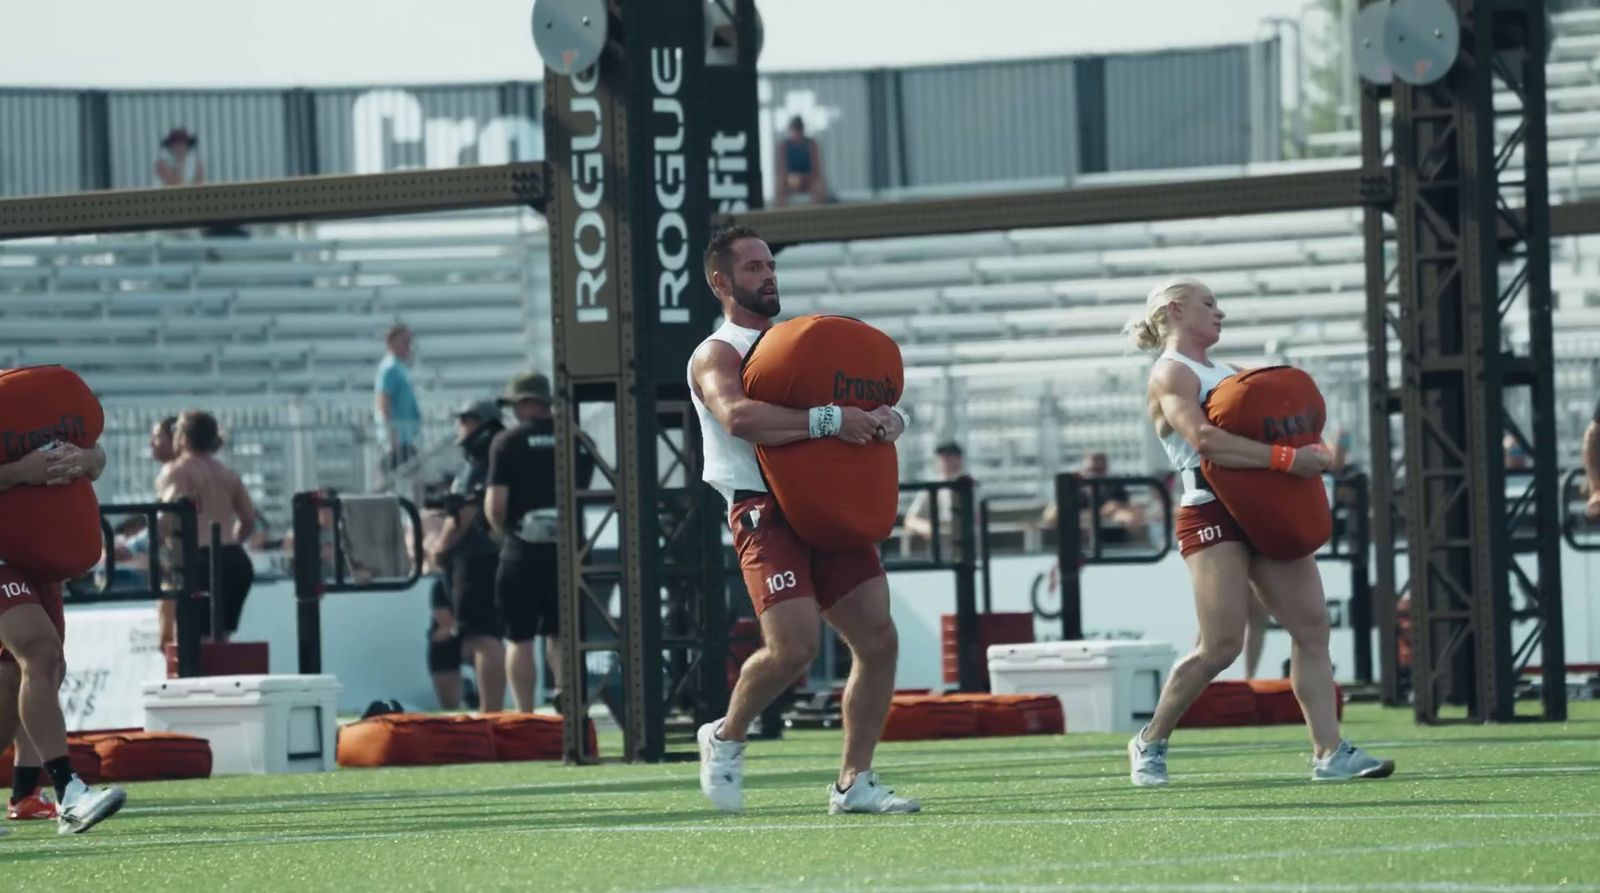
[374,324,422,474]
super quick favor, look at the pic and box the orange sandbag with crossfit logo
[741,315,903,550]
[0,366,105,581]
[1201,366,1331,560]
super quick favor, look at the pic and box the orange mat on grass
[337,712,596,767]
[1246,679,1344,725]
[1176,681,1260,728]
[940,693,1065,737]
[83,731,212,782]
[486,712,595,762]
[882,693,1065,741]
[0,728,211,785]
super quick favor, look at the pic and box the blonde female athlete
[1124,277,1396,785]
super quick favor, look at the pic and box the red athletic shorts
[0,562,65,663]
[1175,498,1250,558]
[729,491,884,614]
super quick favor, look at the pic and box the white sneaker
[56,777,126,835]
[697,720,745,813]
[828,770,920,815]
[1312,741,1396,781]
[1128,725,1169,787]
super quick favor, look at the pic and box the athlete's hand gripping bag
[741,315,903,550]
[1200,366,1331,560]
[0,366,106,581]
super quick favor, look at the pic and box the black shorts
[197,545,255,636]
[497,540,559,640]
[382,443,417,473]
[450,552,503,639]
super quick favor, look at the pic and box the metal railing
[290,489,424,675]
[88,499,205,676]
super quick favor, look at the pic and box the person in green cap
[484,372,594,713]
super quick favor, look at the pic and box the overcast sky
[0,0,1312,88]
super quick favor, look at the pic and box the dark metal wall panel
[898,58,1077,187]
[107,91,289,189]
[761,71,874,198]
[1103,43,1278,171]
[0,90,85,198]
[314,84,544,176]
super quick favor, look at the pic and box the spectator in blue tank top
[775,116,830,207]
[375,323,422,475]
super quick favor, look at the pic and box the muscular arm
[484,485,509,535]
[690,341,813,446]
[1585,420,1600,493]
[232,476,257,543]
[1152,363,1327,477]
[1152,363,1272,469]
[433,505,479,556]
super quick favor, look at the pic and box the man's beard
[731,282,780,318]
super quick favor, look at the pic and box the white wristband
[889,406,911,431]
[808,405,842,439]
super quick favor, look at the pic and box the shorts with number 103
[728,492,884,614]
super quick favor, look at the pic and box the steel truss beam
[728,168,1393,245]
[0,164,545,238]
[1389,0,1564,722]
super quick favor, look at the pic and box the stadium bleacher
[7,9,1600,530]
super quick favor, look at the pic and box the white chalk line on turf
[696,883,1597,893]
[117,760,1600,819]
[671,834,1600,893]
[13,810,1600,858]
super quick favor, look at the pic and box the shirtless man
[160,411,257,642]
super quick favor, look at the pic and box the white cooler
[987,641,1176,734]
[142,674,342,775]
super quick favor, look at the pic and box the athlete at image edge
[1125,276,1396,787]
[687,225,920,816]
[0,438,129,835]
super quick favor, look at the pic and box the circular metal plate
[705,0,765,64]
[1353,1,1394,85]
[532,0,608,76]
[1383,0,1460,86]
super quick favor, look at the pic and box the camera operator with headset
[425,399,508,713]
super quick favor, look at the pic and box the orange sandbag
[85,731,212,782]
[1177,681,1259,728]
[0,366,105,581]
[429,714,498,764]
[1201,366,1332,560]
[1247,679,1344,725]
[1,734,118,786]
[941,694,1065,737]
[881,695,979,741]
[486,713,597,762]
[741,315,903,550]
[337,714,436,767]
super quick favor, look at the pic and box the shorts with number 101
[1174,498,1250,558]
[729,492,884,614]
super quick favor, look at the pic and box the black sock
[10,766,41,804]
[43,756,74,803]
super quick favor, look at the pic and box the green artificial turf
[3,702,1597,892]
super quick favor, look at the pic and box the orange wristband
[1270,444,1296,473]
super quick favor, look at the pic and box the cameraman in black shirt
[484,373,595,713]
[427,398,508,713]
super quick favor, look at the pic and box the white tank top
[1153,349,1235,507]
[689,320,768,504]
